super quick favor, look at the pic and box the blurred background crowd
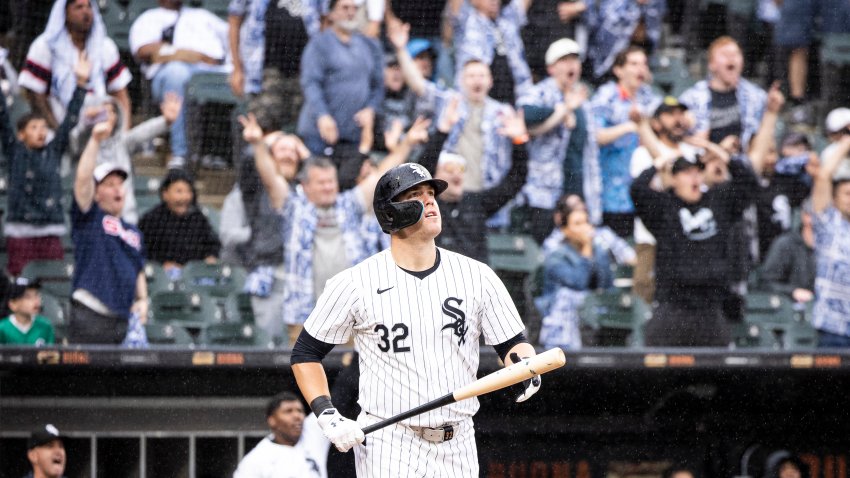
[0,0,849,351]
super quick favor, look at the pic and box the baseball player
[291,158,541,476]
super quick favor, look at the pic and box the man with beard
[297,0,383,156]
[233,391,329,478]
[629,96,701,303]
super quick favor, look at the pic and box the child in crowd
[0,278,55,346]
[0,51,91,275]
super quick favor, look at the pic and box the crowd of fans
[0,0,849,350]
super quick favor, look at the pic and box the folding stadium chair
[39,291,68,344]
[487,233,544,336]
[199,323,272,348]
[134,175,161,197]
[224,292,255,324]
[149,290,222,332]
[183,72,241,169]
[579,290,649,347]
[733,292,817,349]
[145,323,196,346]
[144,262,180,295]
[202,0,231,19]
[136,195,161,217]
[182,261,247,298]
[650,55,696,97]
[821,33,850,66]
[200,205,221,235]
[21,259,74,299]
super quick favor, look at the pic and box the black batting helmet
[374,163,448,234]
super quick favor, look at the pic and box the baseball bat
[362,347,566,435]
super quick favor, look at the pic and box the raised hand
[766,81,785,114]
[238,113,264,144]
[74,50,92,87]
[92,120,113,142]
[386,18,410,51]
[497,107,528,140]
[404,116,432,145]
[437,94,462,133]
[160,92,182,124]
[564,84,588,112]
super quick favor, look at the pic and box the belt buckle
[421,424,454,443]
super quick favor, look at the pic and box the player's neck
[390,238,438,271]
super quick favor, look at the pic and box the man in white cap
[516,38,601,243]
[26,424,66,478]
[68,120,147,344]
[811,109,850,347]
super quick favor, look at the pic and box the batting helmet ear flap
[375,200,425,234]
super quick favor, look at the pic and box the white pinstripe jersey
[304,247,525,427]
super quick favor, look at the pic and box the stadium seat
[39,292,68,344]
[144,262,180,294]
[821,33,850,66]
[224,292,255,324]
[488,233,544,342]
[134,175,162,196]
[101,0,159,52]
[149,290,222,331]
[21,259,74,299]
[182,261,246,298]
[145,323,196,346]
[199,323,272,348]
[650,55,696,97]
[185,72,238,106]
[733,292,817,349]
[201,0,231,19]
[183,72,241,167]
[579,290,649,347]
[136,195,161,217]
[200,205,221,235]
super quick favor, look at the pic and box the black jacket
[139,204,221,265]
[420,131,528,263]
[631,160,757,307]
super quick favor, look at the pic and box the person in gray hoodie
[71,92,181,224]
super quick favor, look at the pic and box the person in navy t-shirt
[68,120,147,344]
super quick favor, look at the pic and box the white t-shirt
[630,142,700,245]
[129,6,230,79]
[18,33,131,122]
[233,415,328,478]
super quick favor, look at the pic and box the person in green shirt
[0,279,55,346]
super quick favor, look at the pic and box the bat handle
[362,393,456,435]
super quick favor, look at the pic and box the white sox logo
[441,297,468,345]
[408,163,429,178]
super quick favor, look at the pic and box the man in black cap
[26,424,66,478]
[631,150,757,346]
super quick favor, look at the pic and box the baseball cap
[437,151,466,168]
[654,96,689,117]
[28,424,63,449]
[671,156,705,175]
[407,38,435,59]
[825,107,850,134]
[545,38,581,66]
[93,162,128,184]
[8,277,41,301]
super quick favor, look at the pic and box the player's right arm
[291,272,365,453]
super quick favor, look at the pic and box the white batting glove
[317,408,365,452]
[511,353,542,403]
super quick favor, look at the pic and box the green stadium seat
[145,322,196,346]
[144,262,180,294]
[224,292,255,324]
[734,292,817,349]
[821,33,850,66]
[149,290,222,331]
[579,290,648,347]
[39,292,68,344]
[202,0,231,19]
[21,259,74,299]
[199,323,272,348]
[134,175,162,196]
[650,55,696,97]
[185,72,238,106]
[182,261,246,298]
[136,195,161,217]
[487,233,543,273]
